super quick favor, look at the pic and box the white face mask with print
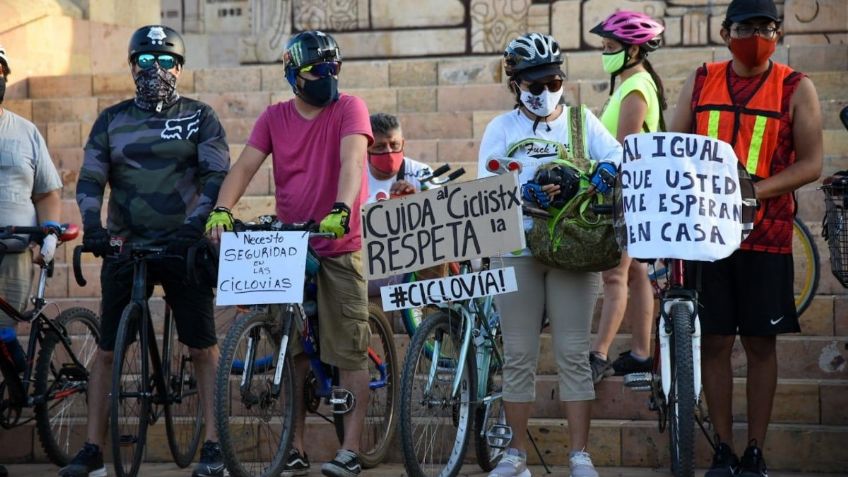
[519,88,563,117]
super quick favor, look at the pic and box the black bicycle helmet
[128,25,185,65]
[284,30,342,86]
[503,33,564,80]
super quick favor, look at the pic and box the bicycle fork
[659,299,702,403]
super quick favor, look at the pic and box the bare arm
[214,145,268,210]
[33,189,62,223]
[336,134,368,206]
[754,77,823,199]
[668,71,697,133]
[616,90,649,143]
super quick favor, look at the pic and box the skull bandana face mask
[134,66,179,112]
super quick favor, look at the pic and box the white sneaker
[569,450,598,477]
[487,448,531,477]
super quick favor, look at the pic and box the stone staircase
[1,44,846,472]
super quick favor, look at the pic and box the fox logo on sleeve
[161,109,201,140]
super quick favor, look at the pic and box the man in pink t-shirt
[206,30,373,477]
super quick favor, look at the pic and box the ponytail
[642,58,668,132]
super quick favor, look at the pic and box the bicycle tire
[400,310,475,477]
[162,309,203,468]
[34,307,101,466]
[215,309,293,477]
[333,303,400,468]
[668,303,696,477]
[793,217,820,317]
[111,302,150,477]
[473,332,505,472]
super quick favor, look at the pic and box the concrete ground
[0,464,842,477]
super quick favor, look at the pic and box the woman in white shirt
[477,32,622,477]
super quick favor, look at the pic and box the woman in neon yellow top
[588,10,668,384]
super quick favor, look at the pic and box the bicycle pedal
[486,424,513,450]
[329,388,356,415]
[624,372,652,391]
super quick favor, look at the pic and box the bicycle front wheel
[474,334,505,472]
[34,307,101,466]
[668,303,696,477]
[111,302,150,477]
[215,309,293,477]
[793,218,820,317]
[162,308,203,468]
[400,310,475,477]
[334,303,400,468]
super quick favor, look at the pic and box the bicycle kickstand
[527,429,552,474]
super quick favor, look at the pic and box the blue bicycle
[214,219,398,477]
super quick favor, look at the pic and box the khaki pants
[0,252,32,328]
[492,256,600,402]
[289,251,370,371]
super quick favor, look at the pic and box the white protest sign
[620,132,743,261]
[380,267,518,312]
[216,231,309,306]
[362,173,525,280]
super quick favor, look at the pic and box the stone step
[4,416,845,472]
[386,332,848,381]
[22,46,847,99]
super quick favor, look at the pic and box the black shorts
[98,257,217,351]
[685,250,799,336]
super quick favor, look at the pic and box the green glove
[319,202,351,239]
[205,207,234,233]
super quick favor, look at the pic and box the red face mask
[729,35,776,68]
[369,151,404,175]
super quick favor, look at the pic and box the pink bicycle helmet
[591,10,664,49]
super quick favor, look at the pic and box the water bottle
[0,326,27,373]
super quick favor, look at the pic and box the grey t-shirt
[0,109,62,251]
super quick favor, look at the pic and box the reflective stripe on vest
[693,61,792,179]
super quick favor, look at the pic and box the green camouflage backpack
[525,105,621,272]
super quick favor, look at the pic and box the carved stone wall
[163,0,847,64]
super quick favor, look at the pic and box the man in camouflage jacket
[62,25,230,477]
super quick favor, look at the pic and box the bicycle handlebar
[235,219,335,239]
[0,223,80,243]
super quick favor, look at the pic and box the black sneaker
[58,442,107,477]
[192,440,227,477]
[320,449,361,477]
[589,352,612,384]
[705,442,740,477]
[611,350,653,376]
[0,464,8,477]
[739,440,768,477]
[282,448,310,477]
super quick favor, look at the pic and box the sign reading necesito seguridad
[361,172,525,280]
[216,231,309,306]
[620,132,743,261]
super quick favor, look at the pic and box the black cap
[519,63,566,82]
[726,0,780,23]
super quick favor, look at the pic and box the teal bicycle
[399,260,509,477]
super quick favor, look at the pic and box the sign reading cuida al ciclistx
[361,172,525,280]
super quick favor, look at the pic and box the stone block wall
[228,0,847,63]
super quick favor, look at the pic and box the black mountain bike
[0,224,100,466]
[74,244,203,477]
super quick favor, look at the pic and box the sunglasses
[135,53,178,70]
[525,79,563,95]
[299,62,341,78]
